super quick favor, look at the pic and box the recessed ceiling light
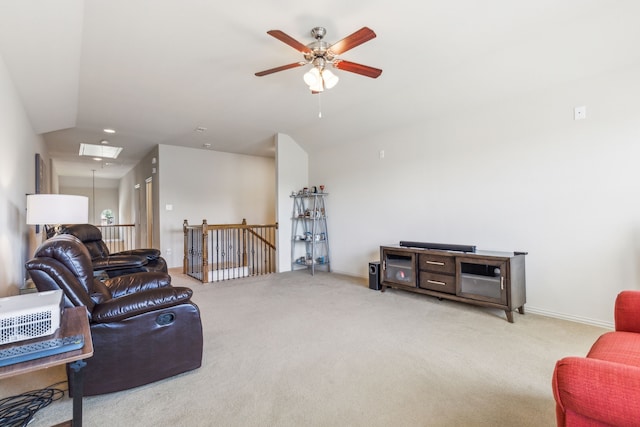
[80,143,123,159]
[100,139,109,144]
[103,128,116,134]
[203,143,212,148]
[195,127,207,132]
[93,157,102,161]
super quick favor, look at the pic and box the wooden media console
[380,245,526,323]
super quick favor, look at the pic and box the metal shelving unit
[290,193,330,275]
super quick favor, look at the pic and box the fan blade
[329,27,376,55]
[333,60,382,78]
[255,62,305,77]
[267,30,312,54]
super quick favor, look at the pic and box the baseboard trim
[341,270,615,329]
[525,306,613,329]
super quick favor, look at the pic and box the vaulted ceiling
[1,1,639,180]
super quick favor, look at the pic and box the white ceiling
[1,1,639,180]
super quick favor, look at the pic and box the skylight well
[79,143,123,159]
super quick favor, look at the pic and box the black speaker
[369,261,381,290]
[399,240,476,253]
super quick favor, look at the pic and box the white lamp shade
[26,194,89,225]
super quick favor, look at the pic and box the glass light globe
[322,69,339,89]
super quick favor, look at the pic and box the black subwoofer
[369,261,381,290]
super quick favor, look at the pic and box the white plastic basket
[0,290,63,344]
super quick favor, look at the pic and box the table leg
[68,359,87,427]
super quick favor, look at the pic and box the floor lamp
[26,194,89,239]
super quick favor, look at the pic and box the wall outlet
[574,106,586,120]
[166,248,172,255]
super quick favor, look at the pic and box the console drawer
[419,254,455,274]
[419,271,456,294]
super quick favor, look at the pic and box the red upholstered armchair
[552,291,640,426]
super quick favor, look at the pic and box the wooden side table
[0,306,94,426]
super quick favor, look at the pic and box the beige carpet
[1,270,606,426]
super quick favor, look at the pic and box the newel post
[201,219,208,283]
[241,218,248,267]
[183,219,188,274]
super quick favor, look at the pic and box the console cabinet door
[456,258,508,305]
[382,249,416,286]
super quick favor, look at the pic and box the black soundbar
[399,241,476,253]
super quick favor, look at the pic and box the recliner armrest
[615,291,640,333]
[92,254,148,271]
[104,272,172,298]
[91,287,194,323]
[553,356,640,426]
[113,248,161,261]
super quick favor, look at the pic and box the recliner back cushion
[84,240,111,259]
[26,258,96,311]
[58,224,110,258]
[34,235,96,296]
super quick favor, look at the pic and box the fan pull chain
[318,93,322,118]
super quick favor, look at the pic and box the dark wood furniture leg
[505,310,514,323]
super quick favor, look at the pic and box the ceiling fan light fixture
[308,79,324,93]
[322,69,339,89]
[304,67,325,92]
[257,26,380,95]
[303,67,321,87]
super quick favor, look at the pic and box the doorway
[145,177,153,247]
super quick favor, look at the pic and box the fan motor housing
[311,27,326,40]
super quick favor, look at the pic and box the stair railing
[96,224,136,253]
[183,219,278,283]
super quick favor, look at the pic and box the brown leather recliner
[56,223,168,278]
[25,234,203,396]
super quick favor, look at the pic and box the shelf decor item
[290,192,330,275]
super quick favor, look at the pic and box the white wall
[158,144,276,268]
[275,133,309,272]
[0,53,48,296]
[59,176,119,224]
[307,61,640,327]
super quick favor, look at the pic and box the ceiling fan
[255,26,382,93]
